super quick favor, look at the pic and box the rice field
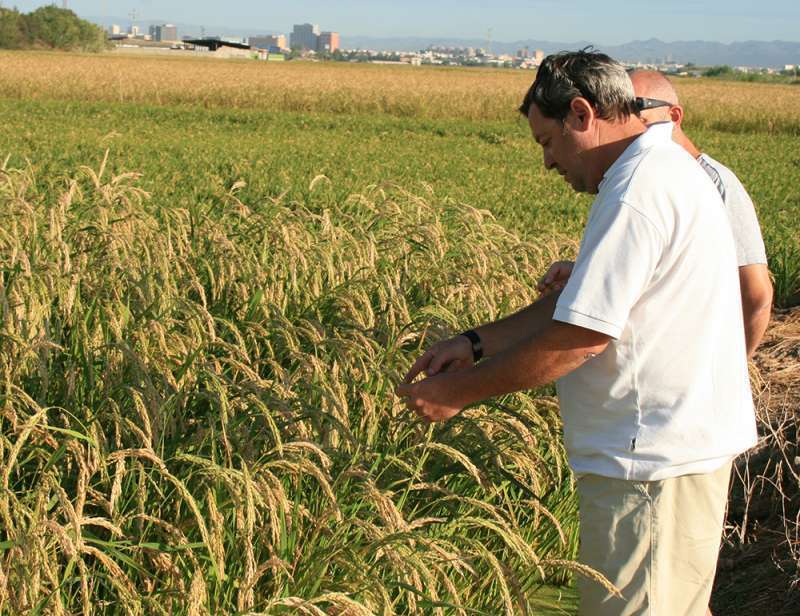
[2,51,800,133]
[0,50,798,614]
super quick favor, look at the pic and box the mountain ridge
[341,36,800,67]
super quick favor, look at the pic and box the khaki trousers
[577,461,732,616]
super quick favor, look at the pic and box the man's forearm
[455,320,608,405]
[739,264,773,358]
[744,304,771,358]
[472,292,560,358]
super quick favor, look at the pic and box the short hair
[519,49,637,122]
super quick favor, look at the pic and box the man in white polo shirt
[539,69,773,358]
[396,50,757,615]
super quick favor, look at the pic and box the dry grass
[713,309,800,614]
[756,309,800,398]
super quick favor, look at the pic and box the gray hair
[519,49,637,121]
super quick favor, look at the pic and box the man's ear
[669,105,684,127]
[568,96,595,131]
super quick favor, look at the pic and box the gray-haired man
[540,69,773,358]
[397,50,756,615]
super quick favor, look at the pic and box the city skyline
[5,0,800,45]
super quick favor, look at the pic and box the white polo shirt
[554,124,757,481]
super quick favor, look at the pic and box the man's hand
[395,372,467,423]
[402,335,473,384]
[398,335,474,423]
[538,260,574,296]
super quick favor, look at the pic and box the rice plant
[0,157,600,614]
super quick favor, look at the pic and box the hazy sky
[7,0,800,43]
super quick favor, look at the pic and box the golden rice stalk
[473,543,515,616]
[458,516,540,567]
[79,517,123,538]
[254,597,328,616]
[187,569,208,616]
[519,498,567,547]
[424,442,488,489]
[361,479,408,533]
[431,562,467,616]
[76,557,91,616]
[81,545,141,614]
[0,404,47,493]
[238,464,257,613]
[0,560,9,611]
[206,489,226,584]
[403,567,421,613]
[131,513,200,570]
[109,456,126,517]
[107,448,221,578]
[308,174,331,193]
[255,474,289,548]
[314,592,375,616]
[542,558,622,598]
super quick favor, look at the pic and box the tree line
[0,6,107,52]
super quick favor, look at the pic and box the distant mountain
[342,36,800,68]
[602,38,800,68]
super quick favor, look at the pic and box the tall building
[290,23,320,51]
[534,49,545,65]
[250,34,287,50]
[317,31,340,53]
[149,24,178,42]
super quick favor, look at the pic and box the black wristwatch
[460,329,483,363]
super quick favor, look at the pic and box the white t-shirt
[697,153,768,266]
[553,125,757,481]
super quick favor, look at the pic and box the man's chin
[565,176,584,193]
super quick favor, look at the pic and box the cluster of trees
[0,6,107,52]
[703,64,799,83]
[703,64,736,77]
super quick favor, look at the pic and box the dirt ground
[711,308,800,615]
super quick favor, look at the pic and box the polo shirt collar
[599,121,674,191]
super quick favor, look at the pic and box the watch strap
[461,329,483,363]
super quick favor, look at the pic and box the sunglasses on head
[635,97,673,111]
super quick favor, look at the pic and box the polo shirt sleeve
[721,172,768,266]
[554,200,665,339]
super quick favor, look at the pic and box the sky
[5,0,800,44]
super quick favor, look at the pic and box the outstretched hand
[398,335,475,423]
[402,335,473,384]
[396,372,468,423]
[537,260,574,296]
